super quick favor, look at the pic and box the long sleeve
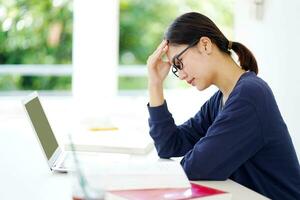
[147,99,213,158]
[148,72,300,199]
[180,97,264,180]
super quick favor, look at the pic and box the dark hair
[165,12,258,74]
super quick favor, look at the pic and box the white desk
[0,127,269,199]
[0,97,269,200]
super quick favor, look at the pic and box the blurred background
[0,0,233,91]
[0,0,299,158]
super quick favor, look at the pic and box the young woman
[146,12,300,199]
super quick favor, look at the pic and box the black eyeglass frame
[171,39,199,77]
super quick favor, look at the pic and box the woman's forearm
[148,83,164,107]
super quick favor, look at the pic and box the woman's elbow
[182,163,229,181]
[156,148,173,159]
[185,171,228,181]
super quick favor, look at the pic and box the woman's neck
[213,54,245,103]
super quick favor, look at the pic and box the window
[0,0,234,93]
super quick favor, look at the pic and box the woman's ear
[197,37,212,55]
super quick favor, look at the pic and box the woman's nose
[178,70,188,80]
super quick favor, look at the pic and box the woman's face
[166,38,216,91]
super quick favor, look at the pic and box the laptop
[22,91,78,173]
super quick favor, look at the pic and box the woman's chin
[195,83,209,91]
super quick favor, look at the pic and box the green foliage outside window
[0,0,72,90]
[0,0,233,91]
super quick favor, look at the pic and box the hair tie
[228,41,233,50]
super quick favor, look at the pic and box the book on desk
[80,161,232,200]
[107,182,232,200]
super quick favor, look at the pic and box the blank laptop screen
[24,96,59,160]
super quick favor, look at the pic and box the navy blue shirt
[147,72,300,199]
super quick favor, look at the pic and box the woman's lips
[188,78,195,85]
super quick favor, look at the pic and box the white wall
[234,0,300,158]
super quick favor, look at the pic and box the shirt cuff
[147,100,172,122]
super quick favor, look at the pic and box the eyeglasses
[171,39,199,77]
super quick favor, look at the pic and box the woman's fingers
[147,40,168,69]
[152,40,168,59]
[153,40,167,54]
[161,60,171,69]
[155,40,168,51]
[162,44,168,52]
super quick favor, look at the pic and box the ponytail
[231,41,258,74]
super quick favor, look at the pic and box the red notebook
[108,183,231,200]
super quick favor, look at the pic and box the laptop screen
[24,96,59,160]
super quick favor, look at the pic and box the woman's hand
[147,40,171,86]
[147,40,170,107]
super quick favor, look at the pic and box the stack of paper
[85,160,191,191]
[63,128,154,155]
